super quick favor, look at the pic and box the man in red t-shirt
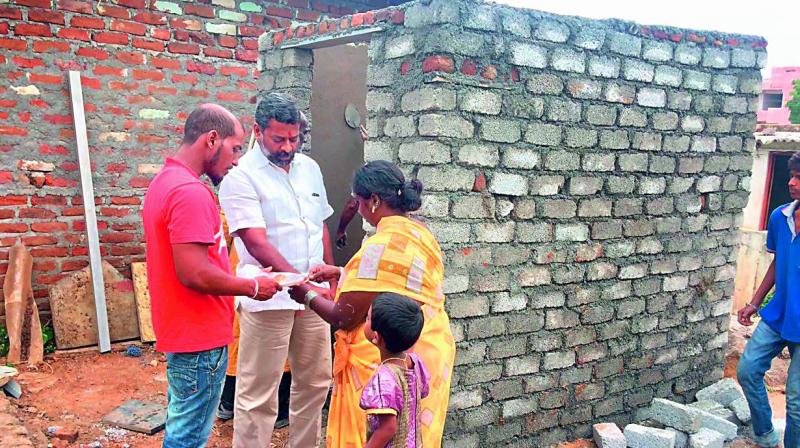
[142,103,280,448]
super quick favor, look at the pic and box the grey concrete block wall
[259,0,765,445]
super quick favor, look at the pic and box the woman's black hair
[352,160,423,213]
[370,292,424,353]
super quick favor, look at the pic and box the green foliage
[42,323,56,354]
[761,289,775,310]
[0,325,8,358]
[788,79,800,125]
[0,323,57,357]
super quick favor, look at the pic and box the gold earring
[371,204,378,213]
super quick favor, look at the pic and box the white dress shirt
[219,144,334,311]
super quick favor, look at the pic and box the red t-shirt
[142,158,234,353]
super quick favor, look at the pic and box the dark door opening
[310,43,369,266]
[762,152,793,230]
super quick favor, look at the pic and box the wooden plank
[131,262,155,343]
[68,71,110,353]
[281,26,382,50]
[102,400,166,435]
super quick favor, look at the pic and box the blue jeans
[164,346,227,448]
[737,321,799,448]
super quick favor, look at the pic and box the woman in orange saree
[293,161,455,448]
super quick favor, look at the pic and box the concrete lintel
[281,26,384,50]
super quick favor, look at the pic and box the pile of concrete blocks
[593,378,752,448]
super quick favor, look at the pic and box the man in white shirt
[219,92,334,448]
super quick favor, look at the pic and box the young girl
[360,293,430,448]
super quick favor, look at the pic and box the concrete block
[655,66,683,87]
[608,31,641,56]
[501,9,530,37]
[576,26,605,49]
[509,42,548,68]
[592,423,625,448]
[398,141,451,165]
[731,48,756,67]
[552,48,586,73]
[695,378,744,407]
[525,123,562,146]
[666,428,689,448]
[418,114,474,138]
[675,45,702,65]
[489,172,527,196]
[535,19,570,42]
[401,88,455,112]
[702,47,730,69]
[638,88,666,108]
[589,55,621,78]
[458,144,499,167]
[481,119,521,143]
[648,398,702,432]
[623,424,676,448]
[385,35,415,59]
[460,90,501,115]
[503,148,540,169]
[624,59,655,82]
[690,408,738,441]
[688,428,723,448]
[728,397,750,424]
[464,4,497,31]
[643,41,673,62]
[546,98,582,122]
[526,73,564,94]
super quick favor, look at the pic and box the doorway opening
[309,42,370,266]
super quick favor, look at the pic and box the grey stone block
[576,26,605,49]
[643,41,674,62]
[481,119,521,143]
[668,428,689,448]
[530,175,564,195]
[585,104,617,126]
[546,98,582,122]
[670,91,693,110]
[399,141,451,165]
[526,73,564,94]
[401,88,455,112]
[600,130,630,149]
[552,48,586,73]
[729,397,750,424]
[589,55,621,78]
[583,153,615,172]
[489,172,527,196]
[567,79,603,99]
[592,423,625,448]
[509,41,548,68]
[457,144,498,167]
[653,112,680,130]
[501,9,530,37]
[502,147,540,169]
[684,71,712,91]
[525,122,562,146]
[535,19,570,42]
[731,48,756,67]
[712,75,737,94]
[649,398,703,432]
[675,45,702,65]
[702,47,730,69]
[691,408,738,440]
[565,127,598,148]
[385,34,415,59]
[460,90,501,115]
[688,428,724,448]
[464,4,497,31]
[638,88,667,107]
[605,82,636,104]
[608,31,641,56]
[695,378,744,407]
[418,114,474,138]
[655,65,683,87]
[366,91,394,112]
[624,424,676,448]
[624,59,655,82]
[384,115,416,137]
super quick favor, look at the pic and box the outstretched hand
[308,264,342,283]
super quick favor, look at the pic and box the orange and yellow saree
[326,215,456,448]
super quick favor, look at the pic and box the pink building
[757,67,800,125]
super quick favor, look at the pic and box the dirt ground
[4,345,288,447]
[1,318,790,447]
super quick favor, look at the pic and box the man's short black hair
[182,104,238,144]
[370,292,424,353]
[789,152,800,172]
[255,92,300,129]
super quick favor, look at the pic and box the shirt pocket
[295,185,326,225]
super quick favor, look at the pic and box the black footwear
[217,402,234,421]
[275,418,289,429]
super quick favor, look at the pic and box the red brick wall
[0,0,402,318]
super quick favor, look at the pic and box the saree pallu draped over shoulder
[325,216,456,448]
